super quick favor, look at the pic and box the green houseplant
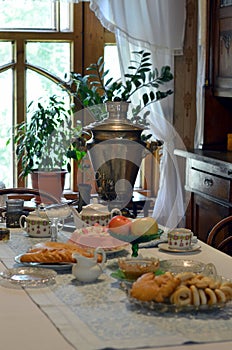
[69,50,173,131]
[10,95,87,202]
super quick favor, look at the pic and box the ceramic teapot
[72,247,106,282]
[73,198,121,227]
[19,210,51,238]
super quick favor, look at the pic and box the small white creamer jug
[72,247,106,283]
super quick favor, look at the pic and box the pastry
[20,241,103,263]
[130,271,231,307]
[130,271,180,302]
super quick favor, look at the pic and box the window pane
[0,41,13,66]
[104,45,121,84]
[0,69,13,187]
[26,69,70,114]
[26,42,71,80]
[60,3,72,31]
[0,0,55,30]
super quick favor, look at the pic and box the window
[0,1,83,188]
[0,2,146,195]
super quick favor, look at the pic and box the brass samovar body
[86,102,147,201]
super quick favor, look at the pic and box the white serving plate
[15,254,73,273]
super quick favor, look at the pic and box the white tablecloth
[0,228,232,350]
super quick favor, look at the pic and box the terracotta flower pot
[31,170,67,204]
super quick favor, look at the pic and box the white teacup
[20,211,51,238]
[167,228,193,250]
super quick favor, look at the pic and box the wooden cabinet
[202,0,232,150]
[175,150,232,242]
[214,1,232,96]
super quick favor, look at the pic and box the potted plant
[69,50,173,133]
[10,95,87,202]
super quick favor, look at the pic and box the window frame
[0,3,83,189]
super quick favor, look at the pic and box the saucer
[158,243,201,253]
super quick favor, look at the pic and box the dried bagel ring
[205,288,217,305]
[170,286,192,306]
[221,281,232,288]
[198,289,207,305]
[190,285,200,306]
[207,278,221,289]
[215,289,226,303]
[175,272,196,282]
[187,275,209,289]
[220,286,232,301]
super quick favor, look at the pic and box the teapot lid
[29,210,48,219]
[81,198,110,215]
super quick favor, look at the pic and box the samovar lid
[85,119,144,132]
[85,101,145,132]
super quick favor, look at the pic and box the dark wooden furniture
[207,214,232,255]
[202,0,232,151]
[213,0,232,97]
[0,188,59,204]
[175,149,232,243]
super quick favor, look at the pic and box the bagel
[190,285,200,306]
[198,289,207,305]
[187,275,210,289]
[170,285,192,306]
[205,288,217,305]
[215,288,226,303]
[175,272,196,282]
[220,286,232,300]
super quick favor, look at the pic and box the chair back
[0,188,59,205]
[207,215,232,256]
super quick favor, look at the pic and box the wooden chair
[0,187,59,208]
[207,215,232,256]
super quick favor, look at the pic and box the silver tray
[0,267,57,287]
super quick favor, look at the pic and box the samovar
[85,101,150,204]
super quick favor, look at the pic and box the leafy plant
[69,50,173,125]
[9,95,87,178]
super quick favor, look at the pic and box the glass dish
[117,257,160,280]
[159,259,206,274]
[127,294,231,313]
[0,267,57,287]
[126,275,232,313]
[109,229,163,257]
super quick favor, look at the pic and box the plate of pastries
[127,270,232,312]
[15,241,104,272]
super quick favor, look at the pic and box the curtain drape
[89,0,187,229]
[195,0,207,149]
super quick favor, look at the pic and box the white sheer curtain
[89,0,186,229]
[195,0,207,149]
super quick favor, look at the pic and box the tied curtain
[88,0,187,229]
